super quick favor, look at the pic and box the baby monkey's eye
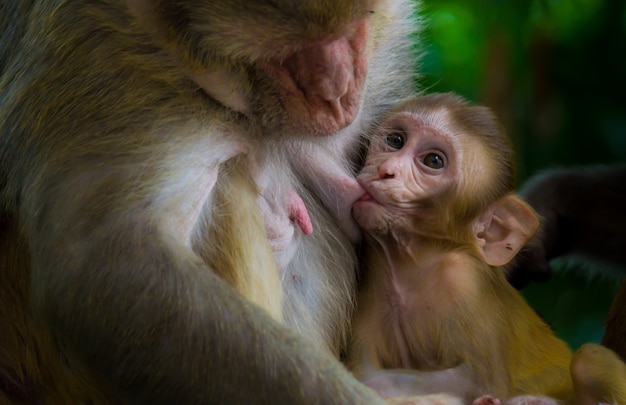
[384,131,405,149]
[422,152,446,169]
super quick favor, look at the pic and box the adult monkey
[0,0,423,403]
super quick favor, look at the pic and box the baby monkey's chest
[376,288,457,370]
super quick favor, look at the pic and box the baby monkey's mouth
[356,192,376,203]
[355,176,382,205]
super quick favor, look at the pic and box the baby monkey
[348,93,576,404]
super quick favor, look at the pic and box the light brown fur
[349,94,626,405]
[570,343,626,405]
[348,94,573,403]
[194,156,283,320]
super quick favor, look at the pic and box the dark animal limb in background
[505,165,626,288]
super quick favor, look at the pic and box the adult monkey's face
[136,0,379,137]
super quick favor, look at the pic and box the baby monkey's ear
[473,194,539,267]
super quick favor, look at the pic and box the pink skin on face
[260,19,369,137]
[352,112,458,233]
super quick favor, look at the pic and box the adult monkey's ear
[473,194,540,267]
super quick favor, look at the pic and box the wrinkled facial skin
[258,19,369,137]
[353,112,460,235]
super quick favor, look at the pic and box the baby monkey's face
[352,110,470,235]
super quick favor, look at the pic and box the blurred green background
[418,0,626,349]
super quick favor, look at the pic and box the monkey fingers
[473,394,559,405]
[472,395,502,405]
[502,395,559,405]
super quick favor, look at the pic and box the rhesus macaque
[347,93,575,403]
[504,166,626,363]
[0,0,427,403]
